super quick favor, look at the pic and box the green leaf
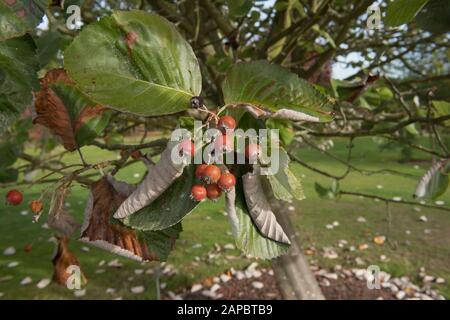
[0,35,40,135]
[0,0,49,41]
[227,0,253,17]
[65,10,202,117]
[75,109,113,147]
[35,30,72,68]
[0,1,25,41]
[266,118,294,146]
[0,141,20,168]
[385,0,429,27]
[122,165,199,231]
[104,132,124,146]
[266,167,305,202]
[415,0,450,33]
[432,100,450,125]
[233,182,290,259]
[414,159,450,199]
[222,60,334,121]
[264,147,305,201]
[405,123,420,136]
[49,82,92,121]
[0,167,18,183]
[138,223,182,261]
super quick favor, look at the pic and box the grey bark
[268,193,325,300]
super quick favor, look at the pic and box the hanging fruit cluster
[191,164,237,201]
[186,115,239,202]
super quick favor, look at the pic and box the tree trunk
[268,195,325,300]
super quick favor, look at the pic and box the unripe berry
[178,139,195,157]
[218,115,236,133]
[218,172,236,191]
[206,184,222,201]
[214,134,234,153]
[202,165,221,184]
[195,164,208,179]
[190,184,207,201]
[6,190,23,206]
[30,200,44,214]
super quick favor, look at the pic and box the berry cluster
[179,114,265,202]
[189,115,239,202]
[190,164,237,202]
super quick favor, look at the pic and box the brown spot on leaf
[5,0,16,5]
[125,32,138,48]
[124,32,138,58]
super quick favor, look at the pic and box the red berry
[218,115,236,133]
[130,150,143,160]
[218,172,236,191]
[203,165,222,184]
[195,164,208,179]
[214,134,234,153]
[245,143,261,163]
[30,200,44,214]
[190,184,207,201]
[206,184,222,200]
[6,189,23,206]
[179,139,195,157]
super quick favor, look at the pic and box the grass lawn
[1,136,449,299]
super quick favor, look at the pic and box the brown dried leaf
[80,177,156,262]
[52,236,87,286]
[33,69,77,151]
[39,68,74,88]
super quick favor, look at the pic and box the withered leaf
[52,236,87,286]
[33,69,77,151]
[33,69,110,151]
[81,177,169,262]
[40,68,74,87]
[47,186,80,237]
